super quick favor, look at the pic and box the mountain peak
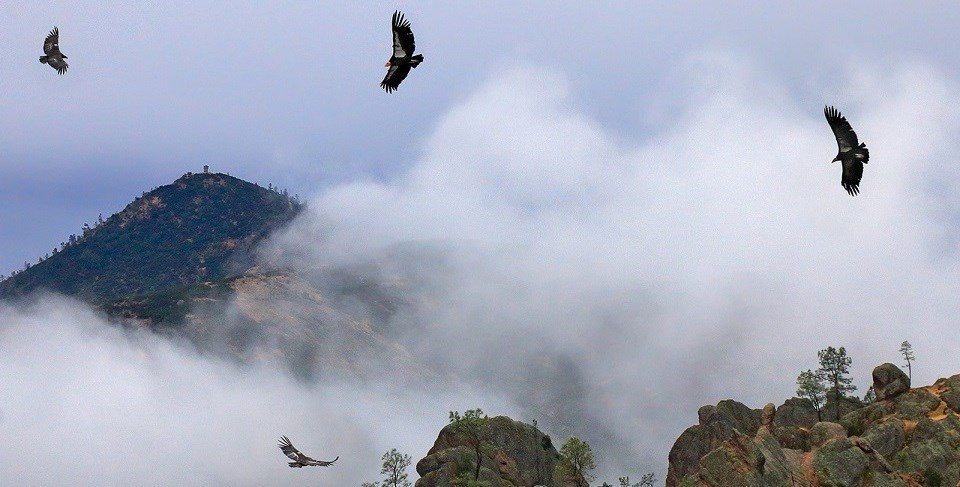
[0,171,303,302]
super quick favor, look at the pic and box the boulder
[890,417,960,485]
[679,430,804,487]
[666,400,761,487]
[890,389,942,421]
[841,402,886,437]
[822,395,866,422]
[809,422,847,448]
[773,425,810,451]
[873,363,910,401]
[936,374,960,411]
[773,398,819,429]
[811,438,869,487]
[759,403,775,431]
[768,398,819,451]
[414,415,579,487]
[862,419,906,458]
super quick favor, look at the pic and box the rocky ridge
[667,363,960,487]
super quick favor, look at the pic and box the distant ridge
[0,171,302,303]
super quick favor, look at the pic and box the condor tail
[39,56,48,64]
[410,54,424,68]
[859,142,869,163]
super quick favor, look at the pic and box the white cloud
[266,53,960,479]
[6,45,960,484]
[0,295,516,486]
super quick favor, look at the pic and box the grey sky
[3,1,960,273]
[4,1,960,484]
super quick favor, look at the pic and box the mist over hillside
[0,294,518,486]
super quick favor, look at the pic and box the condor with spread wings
[278,436,338,468]
[824,105,869,196]
[381,11,424,93]
[39,27,69,75]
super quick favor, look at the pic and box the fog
[0,295,517,486]
[262,55,960,479]
[5,47,960,485]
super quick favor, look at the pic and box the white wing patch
[392,32,407,58]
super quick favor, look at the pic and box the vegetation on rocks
[415,413,587,487]
[669,361,960,487]
[363,449,414,487]
[559,437,595,487]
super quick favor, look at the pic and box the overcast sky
[5,2,960,485]
[4,1,960,274]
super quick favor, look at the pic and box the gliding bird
[39,27,69,75]
[381,10,424,93]
[278,436,338,468]
[824,105,869,196]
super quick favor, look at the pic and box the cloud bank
[6,49,960,484]
[263,53,960,478]
[0,295,515,486]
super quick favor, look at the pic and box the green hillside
[0,171,302,303]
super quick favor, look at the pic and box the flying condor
[381,10,424,93]
[278,436,338,468]
[824,105,869,196]
[39,27,69,75]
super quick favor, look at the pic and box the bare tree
[899,341,915,381]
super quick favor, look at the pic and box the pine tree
[899,341,915,382]
[378,449,412,487]
[817,346,857,420]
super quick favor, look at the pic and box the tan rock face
[760,403,776,429]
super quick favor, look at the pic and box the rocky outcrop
[821,395,866,423]
[414,415,580,487]
[669,365,960,487]
[873,362,911,400]
[666,400,762,486]
[809,421,846,448]
[772,398,818,429]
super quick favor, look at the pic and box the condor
[39,27,69,75]
[381,11,424,93]
[278,436,338,468]
[824,105,869,196]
